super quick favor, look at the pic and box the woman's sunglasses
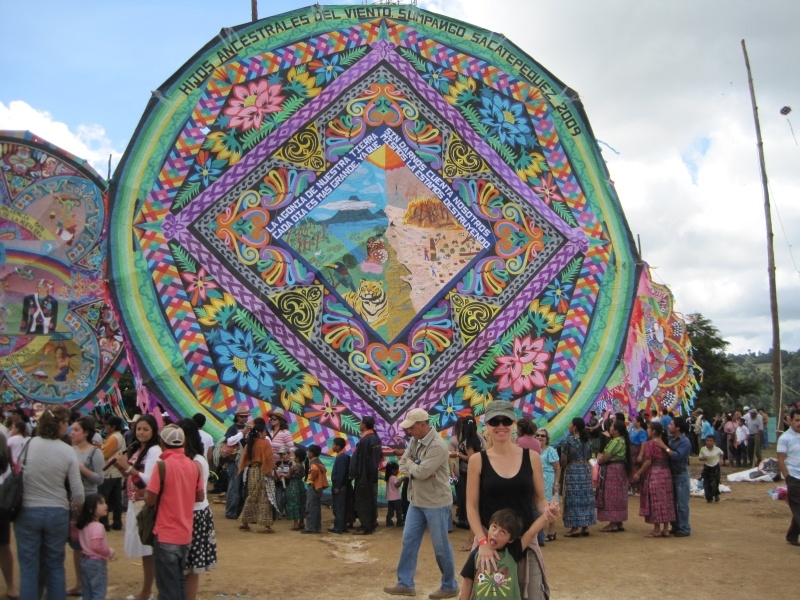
[534,433,548,439]
[487,417,514,427]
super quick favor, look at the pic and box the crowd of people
[0,398,797,600]
[0,406,215,600]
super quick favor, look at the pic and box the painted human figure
[53,346,74,382]
[20,279,58,334]
[49,195,78,246]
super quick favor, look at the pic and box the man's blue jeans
[395,504,457,592]
[671,469,691,535]
[153,537,189,600]
[225,460,241,518]
[80,557,108,600]
[14,506,70,600]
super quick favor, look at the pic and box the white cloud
[323,199,377,211]
[415,0,800,354]
[0,100,122,178]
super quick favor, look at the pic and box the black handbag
[136,461,165,545]
[0,440,31,521]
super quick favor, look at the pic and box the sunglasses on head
[487,416,514,427]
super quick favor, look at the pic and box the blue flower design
[433,393,466,428]
[189,151,226,188]
[542,277,573,313]
[422,62,453,93]
[312,54,344,85]
[478,93,532,147]
[214,328,277,392]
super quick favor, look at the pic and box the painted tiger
[344,279,388,328]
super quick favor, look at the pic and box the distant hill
[322,208,387,225]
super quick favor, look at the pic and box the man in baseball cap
[145,423,203,599]
[384,408,458,598]
[399,408,431,429]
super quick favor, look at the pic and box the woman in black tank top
[465,401,555,600]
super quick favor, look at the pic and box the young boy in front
[302,444,328,533]
[699,434,724,502]
[459,508,552,600]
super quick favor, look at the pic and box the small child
[459,508,553,600]
[76,493,115,600]
[302,444,328,534]
[698,435,723,502]
[287,447,307,530]
[384,462,403,527]
[274,446,293,518]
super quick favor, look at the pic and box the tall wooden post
[742,39,782,417]
[251,0,258,22]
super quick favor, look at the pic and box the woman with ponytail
[560,417,596,537]
[112,414,160,600]
[237,418,276,533]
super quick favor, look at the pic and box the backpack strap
[154,461,166,512]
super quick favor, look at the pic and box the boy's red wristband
[477,537,488,546]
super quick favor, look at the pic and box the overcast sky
[2,0,798,355]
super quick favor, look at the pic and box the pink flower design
[532,173,563,206]
[494,335,550,394]
[224,80,285,131]
[305,391,346,429]
[181,268,218,304]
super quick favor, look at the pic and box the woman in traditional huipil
[596,420,631,532]
[238,419,276,533]
[560,417,596,537]
[632,421,675,538]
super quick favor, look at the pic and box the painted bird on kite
[325,261,356,292]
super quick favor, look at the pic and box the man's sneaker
[383,585,416,596]
[428,588,459,599]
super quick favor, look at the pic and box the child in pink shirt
[76,493,115,600]
[385,461,403,526]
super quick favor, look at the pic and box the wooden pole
[251,0,257,22]
[741,39,782,418]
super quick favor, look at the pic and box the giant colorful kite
[110,5,697,445]
[0,131,126,412]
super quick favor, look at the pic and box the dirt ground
[8,462,797,600]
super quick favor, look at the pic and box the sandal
[564,530,581,538]
[545,533,557,542]
[643,531,661,538]
[661,530,670,538]
[600,526,618,533]
[580,530,590,537]
[238,523,250,531]
[256,527,275,534]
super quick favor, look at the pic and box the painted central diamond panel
[186,61,572,420]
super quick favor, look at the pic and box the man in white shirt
[743,407,764,467]
[777,409,800,547]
